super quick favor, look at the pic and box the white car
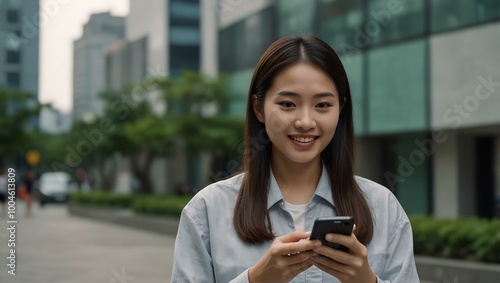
[37,172,73,206]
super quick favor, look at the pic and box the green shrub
[132,195,193,217]
[410,215,447,255]
[70,192,133,208]
[410,216,500,263]
[473,220,500,262]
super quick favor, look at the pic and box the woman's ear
[252,95,265,123]
[340,97,346,112]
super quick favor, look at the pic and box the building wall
[126,0,167,77]
[218,0,274,29]
[39,107,72,134]
[73,12,125,121]
[0,0,39,127]
[431,22,500,130]
[201,0,218,77]
[217,0,500,218]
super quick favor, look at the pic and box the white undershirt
[284,201,309,231]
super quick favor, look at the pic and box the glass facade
[431,0,500,32]
[169,0,200,76]
[339,53,364,135]
[367,0,425,44]
[278,0,315,36]
[396,134,431,215]
[219,7,276,73]
[226,69,254,117]
[367,40,426,134]
[218,0,500,217]
[319,0,363,54]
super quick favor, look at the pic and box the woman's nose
[294,109,316,130]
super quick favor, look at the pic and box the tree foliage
[0,85,47,164]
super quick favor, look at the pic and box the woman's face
[254,63,341,165]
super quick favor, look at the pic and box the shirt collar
[267,164,335,210]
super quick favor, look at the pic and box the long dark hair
[233,35,373,245]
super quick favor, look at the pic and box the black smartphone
[310,216,354,252]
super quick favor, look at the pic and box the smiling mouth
[288,136,319,143]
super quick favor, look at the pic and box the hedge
[70,192,133,208]
[70,193,500,263]
[131,195,193,217]
[70,192,193,217]
[410,215,500,263]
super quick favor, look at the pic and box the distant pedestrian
[22,169,36,216]
[0,166,7,217]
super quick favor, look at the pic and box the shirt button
[307,211,313,219]
[280,201,284,207]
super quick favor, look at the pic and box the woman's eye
[279,101,295,108]
[317,102,332,108]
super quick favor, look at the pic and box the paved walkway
[0,202,175,283]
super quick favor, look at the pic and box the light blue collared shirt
[171,166,420,282]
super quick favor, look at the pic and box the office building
[218,0,500,218]
[105,0,217,193]
[0,0,40,128]
[73,12,125,121]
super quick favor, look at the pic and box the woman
[171,36,419,283]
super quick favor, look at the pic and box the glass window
[278,0,315,36]
[431,0,500,32]
[170,45,200,73]
[476,0,500,22]
[219,24,240,72]
[219,7,276,72]
[171,1,199,19]
[367,40,427,134]
[7,10,20,23]
[367,0,425,44]
[339,54,365,135]
[6,72,21,88]
[395,134,431,214]
[6,50,21,63]
[319,0,364,56]
[170,26,200,45]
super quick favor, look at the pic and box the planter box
[416,255,500,283]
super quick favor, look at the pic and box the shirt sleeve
[228,268,250,283]
[171,207,215,282]
[171,206,251,283]
[378,216,420,283]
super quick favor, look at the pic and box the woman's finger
[279,230,311,243]
[313,246,356,265]
[278,240,322,256]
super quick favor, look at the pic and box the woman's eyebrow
[275,91,336,98]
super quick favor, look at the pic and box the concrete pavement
[0,202,175,283]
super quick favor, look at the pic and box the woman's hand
[248,230,322,283]
[308,225,377,283]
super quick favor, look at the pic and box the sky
[39,0,129,113]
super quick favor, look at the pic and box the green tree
[0,85,46,165]
[156,71,244,189]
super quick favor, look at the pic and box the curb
[415,255,500,283]
[68,203,180,236]
[68,204,500,283]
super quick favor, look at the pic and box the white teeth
[291,137,315,143]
